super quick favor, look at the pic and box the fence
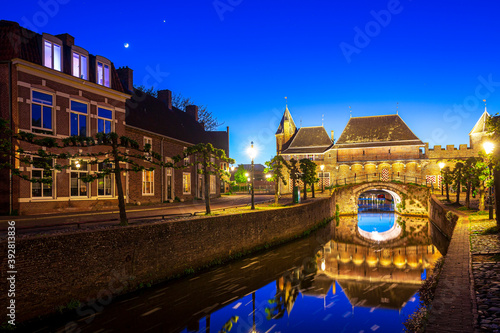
[329,172,440,189]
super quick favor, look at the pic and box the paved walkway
[426,213,476,332]
[0,194,281,234]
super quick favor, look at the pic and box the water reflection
[39,215,446,333]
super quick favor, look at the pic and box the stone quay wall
[0,196,335,323]
[428,194,459,239]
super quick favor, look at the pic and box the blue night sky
[4,0,500,164]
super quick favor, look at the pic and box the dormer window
[43,40,61,71]
[97,60,110,87]
[72,52,88,79]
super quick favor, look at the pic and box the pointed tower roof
[276,106,297,135]
[469,110,490,135]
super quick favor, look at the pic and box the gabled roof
[126,89,229,154]
[281,126,333,154]
[335,114,424,149]
[469,110,490,135]
[276,106,297,135]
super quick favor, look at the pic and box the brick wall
[0,196,335,323]
[428,194,458,239]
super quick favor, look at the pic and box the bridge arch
[334,181,430,216]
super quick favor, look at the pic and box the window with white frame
[142,170,154,195]
[183,172,191,194]
[72,52,88,79]
[97,162,113,196]
[70,160,89,197]
[31,157,54,198]
[31,90,53,134]
[43,40,61,71]
[97,108,113,134]
[70,100,88,136]
[307,154,315,161]
[144,137,152,161]
[183,147,189,165]
[97,61,110,87]
[210,175,216,194]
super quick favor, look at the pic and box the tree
[175,143,234,214]
[441,166,453,202]
[486,115,500,225]
[264,155,288,205]
[234,164,248,185]
[452,162,464,205]
[288,158,301,204]
[0,119,170,225]
[299,159,318,200]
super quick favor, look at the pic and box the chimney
[158,89,172,110]
[56,33,74,47]
[331,130,334,142]
[116,66,134,93]
[186,105,199,122]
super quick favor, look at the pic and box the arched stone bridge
[333,181,431,216]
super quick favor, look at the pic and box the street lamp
[483,142,495,219]
[247,141,257,210]
[320,165,325,193]
[439,162,445,196]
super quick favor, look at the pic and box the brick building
[0,20,129,215]
[0,20,230,215]
[276,106,491,192]
[119,72,230,204]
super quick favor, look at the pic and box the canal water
[33,204,449,333]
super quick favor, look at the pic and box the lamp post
[484,142,495,220]
[439,162,445,196]
[320,164,325,193]
[247,142,256,210]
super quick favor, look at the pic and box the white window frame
[183,147,190,166]
[144,137,152,161]
[42,35,62,71]
[97,107,113,134]
[96,57,111,88]
[31,89,54,134]
[70,160,90,197]
[142,170,154,195]
[183,172,191,194]
[70,100,89,137]
[31,157,55,199]
[97,162,114,197]
[72,48,88,80]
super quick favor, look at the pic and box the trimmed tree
[234,164,248,185]
[175,143,234,215]
[0,119,171,225]
[441,166,453,202]
[299,158,319,199]
[288,158,301,204]
[452,162,464,205]
[486,115,500,225]
[264,155,288,205]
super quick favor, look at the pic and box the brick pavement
[426,215,476,332]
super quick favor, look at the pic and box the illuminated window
[70,160,89,197]
[144,137,152,161]
[43,40,61,71]
[72,52,88,79]
[210,175,216,194]
[31,90,53,134]
[142,170,154,195]
[97,108,113,134]
[183,173,191,194]
[98,162,113,196]
[70,101,88,136]
[31,157,54,198]
[97,61,110,87]
[183,147,189,165]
